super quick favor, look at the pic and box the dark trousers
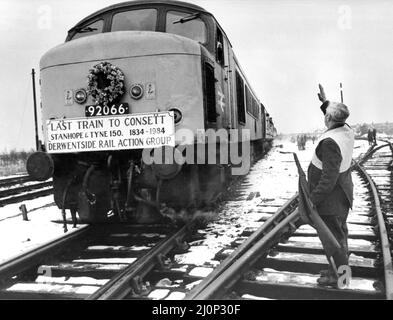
[320,213,349,274]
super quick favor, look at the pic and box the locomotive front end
[32,31,205,223]
[27,1,274,225]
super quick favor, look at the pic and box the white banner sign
[46,111,175,153]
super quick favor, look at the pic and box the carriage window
[236,71,246,124]
[112,9,157,31]
[245,86,252,114]
[166,11,206,43]
[72,20,104,40]
[204,63,217,123]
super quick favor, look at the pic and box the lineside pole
[31,68,39,151]
[340,82,344,103]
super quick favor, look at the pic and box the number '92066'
[85,103,129,117]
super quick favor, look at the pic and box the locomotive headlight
[129,84,143,100]
[74,88,87,104]
[169,108,182,124]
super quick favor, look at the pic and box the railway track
[0,175,53,207]
[0,140,388,300]
[0,222,193,299]
[0,175,31,188]
[0,142,301,300]
[186,142,393,300]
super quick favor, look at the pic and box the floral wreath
[87,62,125,106]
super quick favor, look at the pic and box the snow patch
[188,267,213,278]
[73,257,137,264]
[148,289,170,300]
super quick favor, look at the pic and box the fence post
[19,204,29,221]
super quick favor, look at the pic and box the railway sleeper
[33,262,126,279]
[235,273,384,300]
[275,236,378,259]
[294,226,377,241]
[0,281,100,300]
[257,251,382,278]
[74,249,150,260]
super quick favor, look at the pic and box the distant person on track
[372,127,377,144]
[297,135,303,150]
[367,128,374,146]
[301,134,307,149]
[297,134,307,150]
[308,84,355,287]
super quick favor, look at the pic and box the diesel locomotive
[27,0,277,224]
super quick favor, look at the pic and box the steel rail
[0,181,52,198]
[0,188,54,207]
[186,194,299,299]
[0,175,31,188]
[358,143,390,166]
[0,225,91,282]
[88,222,194,300]
[188,143,384,300]
[355,147,393,300]
[189,209,300,299]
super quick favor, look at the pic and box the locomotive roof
[70,0,210,31]
[65,1,269,116]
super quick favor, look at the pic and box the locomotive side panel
[40,32,205,146]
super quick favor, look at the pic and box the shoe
[319,269,330,277]
[317,274,338,287]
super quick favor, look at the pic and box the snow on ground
[0,137,370,267]
[0,195,55,221]
[173,137,308,268]
[353,139,371,159]
[173,137,370,269]
[0,179,52,193]
[0,196,87,264]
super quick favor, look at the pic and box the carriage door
[224,35,235,129]
[215,27,230,129]
[261,103,266,139]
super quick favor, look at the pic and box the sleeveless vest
[311,124,355,173]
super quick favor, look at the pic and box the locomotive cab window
[111,9,157,32]
[71,19,104,40]
[216,27,224,66]
[204,63,217,123]
[165,11,207,43]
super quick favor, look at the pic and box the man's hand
[318,84,327,102]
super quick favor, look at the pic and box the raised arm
[318,84,330,114]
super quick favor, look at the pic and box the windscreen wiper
[75,26,98,33]
[173,13,200,24]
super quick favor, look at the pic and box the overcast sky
[1,0,392,151]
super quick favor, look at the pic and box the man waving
[308,84,355,286]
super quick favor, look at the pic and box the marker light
[26,151,54,181]
[129,84,143,100]
[169,108,182,124]
[74,89,87,104]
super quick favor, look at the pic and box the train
[26,0,277,224]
